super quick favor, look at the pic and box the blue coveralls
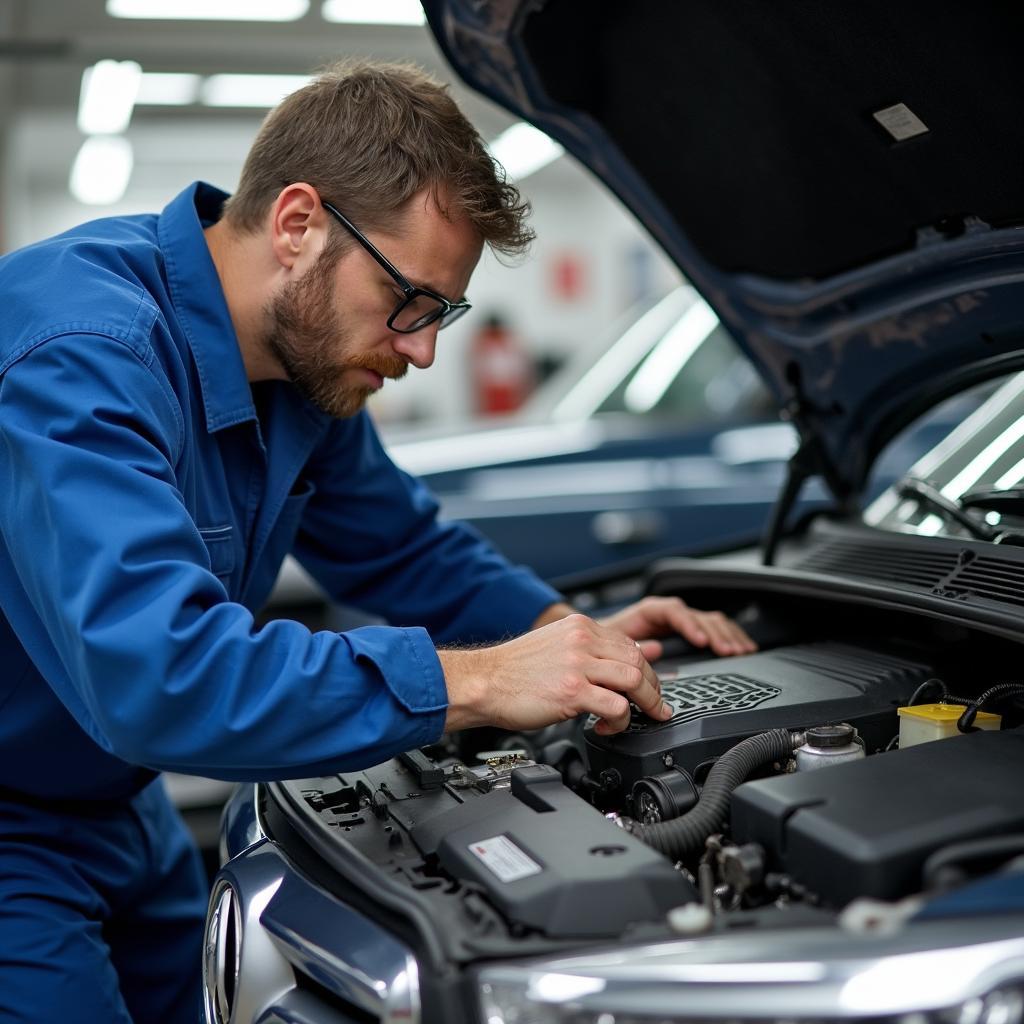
[0,182,561,1022]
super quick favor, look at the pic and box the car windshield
[592,321,774,423]
[866,372,1024,540]
[542,285,774,426]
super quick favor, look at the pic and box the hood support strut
[762,431,844,566]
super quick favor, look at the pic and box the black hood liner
[425,0,1024,504]
[521,0,1024,280]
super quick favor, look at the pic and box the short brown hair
[224,59,533,259]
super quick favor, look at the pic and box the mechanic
[0,61,755,1022]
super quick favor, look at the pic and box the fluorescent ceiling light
[996,453,1024,489]
[941,415,1024,500]
[78,60,141,135]
[136,73,201,106]
[107,0,308,20]
[200,74,312,108]
[69,136,134,205]
[322,0,425,24]
[488,122,564,180]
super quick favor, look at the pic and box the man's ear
[268,183,327,271]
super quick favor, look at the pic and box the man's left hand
[599,596,757,661]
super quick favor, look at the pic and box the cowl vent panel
[955,559,1024,609]
[797,541,959,590]
[797,540,1024,611]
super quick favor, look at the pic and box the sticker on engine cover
[468,835,542,883]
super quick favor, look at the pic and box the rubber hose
[629,728,797,859]
[945,683,1024,731]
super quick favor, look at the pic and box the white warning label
[872,102,929,141]
[468,834,542,883]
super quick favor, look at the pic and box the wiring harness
[906,677,1024,732]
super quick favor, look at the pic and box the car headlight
[476,927,1024,1024]
[479,979,1024,1024]
[943,990,1024,1024]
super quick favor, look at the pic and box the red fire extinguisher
[470,314,534,416]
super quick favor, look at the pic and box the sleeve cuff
[344,623,449,714]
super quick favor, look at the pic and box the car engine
[282,627,1024,952]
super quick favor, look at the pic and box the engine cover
[410,763,695,937]
[731,729,1024,906]
[584,642,932,791]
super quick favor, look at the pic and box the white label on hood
[468,835,542,883]
[873,103,929,141]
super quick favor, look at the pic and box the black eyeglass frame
[321,200,471,334]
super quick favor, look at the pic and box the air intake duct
[628,729,797,860]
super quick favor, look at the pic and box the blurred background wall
[0,0,680,430]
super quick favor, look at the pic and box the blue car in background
[267,286,974,606]
[385,285,971,585]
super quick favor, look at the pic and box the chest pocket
[264,477,316,569]
[240,478,317,611]
[198,524,236,584]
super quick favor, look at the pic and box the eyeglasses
[321,201,471,334]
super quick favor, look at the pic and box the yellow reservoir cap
[897,702,1001,748]
[897,703,1002,725]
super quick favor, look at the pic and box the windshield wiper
[895,477,996,540]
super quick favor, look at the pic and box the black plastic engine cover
[731,729,1024,906]
[585,642,931,789]
[410,764,695,938]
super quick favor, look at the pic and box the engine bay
[279,590,1024,959]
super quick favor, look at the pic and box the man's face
[265,191,482,419]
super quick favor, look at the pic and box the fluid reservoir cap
[806,723,856,748]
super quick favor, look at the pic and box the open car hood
[423,0,1024,506]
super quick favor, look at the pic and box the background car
[387,285,788,583]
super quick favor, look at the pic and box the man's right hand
[438,613,673,736]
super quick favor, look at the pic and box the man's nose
[392,324,438,370]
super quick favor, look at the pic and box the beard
[264,250,408,419]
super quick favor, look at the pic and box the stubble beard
[264,251,408,419]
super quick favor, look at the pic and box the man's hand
[599,595,757,661]
[439,613,673,737]
[532,596,757,660]
[439,598,756,738]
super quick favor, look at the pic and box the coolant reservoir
[897,703,1001,748]
[795,723,865,771]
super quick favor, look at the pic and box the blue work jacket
[0,182,560,800]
